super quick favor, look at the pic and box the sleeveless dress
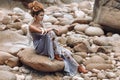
[30,31,79,76]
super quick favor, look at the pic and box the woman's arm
[29,25,43,33]
[29,25,53,34]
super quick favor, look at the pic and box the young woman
[28,1,88,76]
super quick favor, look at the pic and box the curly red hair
[28,1,44,12]
[28,1,44,17]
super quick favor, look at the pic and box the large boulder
[17,48,64,72]
[0,30,28,54]
[0,70,16,80]
[0,51,19,67]
[93,0,120,30]
[84,55,113,70]
[86,63,113,71]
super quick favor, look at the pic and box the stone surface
[74,24,89,32]
[0,51,19,67]
[17,48,64,72]
[0,70,16,80]
[0,30,28,54]
[85,27,104,36]
[74,43,88,52]
[84,55,106,65]
[0,0,120,80]
[0,65,12,71]
[93,0,120,30]
[86,63,113,70]
[93,37,110,46]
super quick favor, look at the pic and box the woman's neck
[33,20,42,24]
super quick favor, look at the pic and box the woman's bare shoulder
[29,25,36,32]
[29,24,37,29]
[29,24,34,28]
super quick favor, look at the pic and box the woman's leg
[78,65,88,73]
[53,37,63,61]
[47,31,63,60]
[62,48,88,74]
[48,31,88,74]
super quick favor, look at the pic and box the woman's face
[35,12,44,21]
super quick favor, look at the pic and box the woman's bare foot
[54,54,63,61]
[78,65,88,73]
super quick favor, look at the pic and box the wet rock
[106,72,117,78]
[78,1,92,10]
[116,70,120,77]
[17,48,64,72]
[0,51,19,67]
[72,76,84,80]
[53,25,68,36]
[74,43,88,52]
[74,10,86,18]
[0,30,28,54]
[98,46,113,53]
[25,75,32,80]
[64,14,73,20]
[112,34,120,40]
[70,2,79,11]
[84,55,106,65]
[58,18,73,26]
[12,66,19,71]
[91,69,100,73]
[2,16,11,25]
[86,63,113,70]
[0,70,16,80]
[63,76,72,80]
[81,74,90,80]
[97,72,106,79]
[0,10,6,22]
[16,74,25,80]
[11,15,19,22]
[72,18,91,24]
[39,75,62,80]
[98,53,109,60]
[57,36,67,45]
[114,53,120,58]
[74,24,89,32]
[73,55,83,64]
[66,34,88,46]
[85,27,104,36]
[13,7,25,15]
[93,36,110,46]
[19,67,30,74]
[0,24,6,31]
[44,15,58,24]
[15,30,24,35]
[8,22,22,30]
[21,24,28,35]
[0,65,12,71]
[74,52,88,58]
[93,0,120,30]
[53,12,63,18]
[90,77,97,80]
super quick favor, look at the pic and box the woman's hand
[45,28,59,34]
[46,28,53,32]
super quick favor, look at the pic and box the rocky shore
[0,0,120,80]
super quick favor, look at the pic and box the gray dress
[30,31,79,76]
